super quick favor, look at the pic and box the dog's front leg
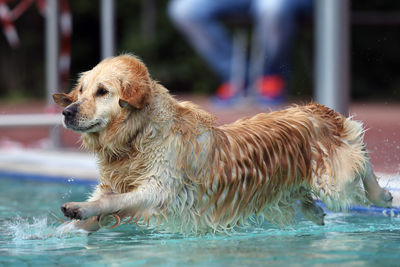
[362,160,393,208]
[61,183,162,221]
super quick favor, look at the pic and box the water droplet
[67,178,74,183]
[61,189,72,200]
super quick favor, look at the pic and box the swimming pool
[1,177,400,266]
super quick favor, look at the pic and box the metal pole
[100,0,115,59]
[46,0,59,105]
[46,0,60,148]
[315,0,350,116]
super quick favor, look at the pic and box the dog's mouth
[64,119,103,133]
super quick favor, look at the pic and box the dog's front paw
[368,189,393,208]
[380,189,393,208]
[301,203,326,226]
[61,202,91,220]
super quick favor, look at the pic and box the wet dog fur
[53,54,393,234]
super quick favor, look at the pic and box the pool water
[1,177,400,266]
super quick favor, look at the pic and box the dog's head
[53,54,152,133]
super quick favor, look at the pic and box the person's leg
[168,0,251,82]
[250,0,313,102]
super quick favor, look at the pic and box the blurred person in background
[168,0,313,105]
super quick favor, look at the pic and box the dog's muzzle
[62,103,79,126]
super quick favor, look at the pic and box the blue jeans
[168,0,313,83]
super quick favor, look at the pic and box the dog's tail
[310,116,392,211]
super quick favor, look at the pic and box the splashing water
[3,215,89,241]
[60,189,72,200]
[5,216,55,240]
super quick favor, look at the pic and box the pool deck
[0,96,399,207]
[0,148,98,183]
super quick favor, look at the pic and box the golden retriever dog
[53,54,392,234]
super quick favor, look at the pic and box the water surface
[1,177,399,266]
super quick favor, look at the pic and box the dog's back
[182,103,369,230]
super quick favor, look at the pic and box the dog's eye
[96,86,108,97]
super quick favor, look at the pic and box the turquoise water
[1,177,400,266]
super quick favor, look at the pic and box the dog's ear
[119,81,151,109]
[52,90,77,107]
[119,56,152,109]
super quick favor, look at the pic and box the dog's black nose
[62,109,73,118]
[62,104,78,119]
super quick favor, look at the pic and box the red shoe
[256,75,285,104]
[215,82,238,100]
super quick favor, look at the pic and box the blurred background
[0,0,399,174]
[1,1,400,101]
